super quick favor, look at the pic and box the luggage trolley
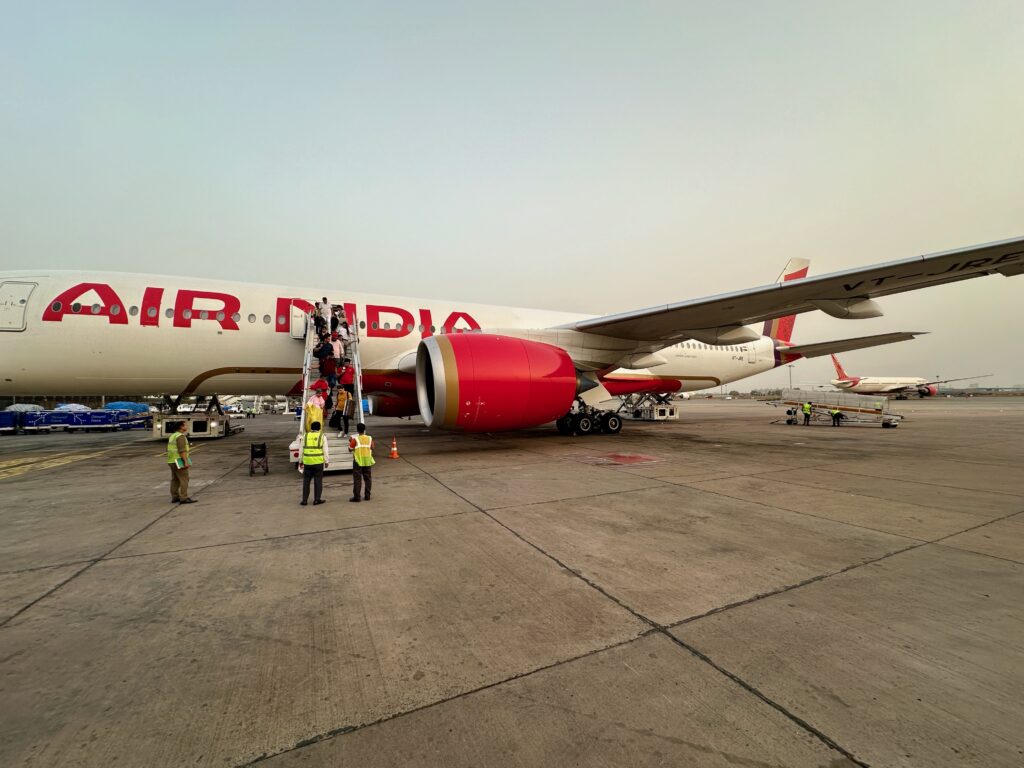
[249,442,269,475]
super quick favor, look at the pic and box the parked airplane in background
[1,237,1021,433]
[829,354,992,399]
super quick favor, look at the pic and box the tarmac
[0,398,1022,767]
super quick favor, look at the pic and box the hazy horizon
[3,1,1022,387]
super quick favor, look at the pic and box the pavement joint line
[674,484,929,543]
[662,632,871,768]
[482,481,669,512]
[669,542,926,629]
[751,470,1024,510]
[400,454,660,629]
[928,540,1024,567]
[668,508,1024,630]
[233,631,655,767]
[0,454,249,629]
[803,467,1024,498]
[100,510,474,562]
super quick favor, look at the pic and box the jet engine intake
[917,385,939,397]
[416,333,578,431]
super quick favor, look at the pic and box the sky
[2,1,1023,388]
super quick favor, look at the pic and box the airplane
[829,354,992,399]
[0,236,1021,434]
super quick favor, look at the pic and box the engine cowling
[416,333,578,431]
[917,385,939,397]
[368,394,420,418]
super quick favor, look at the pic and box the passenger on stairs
[334,388,351,437]
[339,359,355,395]
[320,298,332,328]
[304,380,328,431]
[329,331,343,362]
[330,308,340,333]
[338,321,352,353]
[312,304,325,337]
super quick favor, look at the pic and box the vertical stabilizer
[761,257,809,344]
[830,354,850,380]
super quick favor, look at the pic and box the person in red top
[339,359,355,395]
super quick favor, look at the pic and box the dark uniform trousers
[170,465,190,500]
[302,464,325,503]
[353,464,372,499]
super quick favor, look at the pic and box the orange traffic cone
[388,437,400,459]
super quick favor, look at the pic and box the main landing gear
[555,401,623,436]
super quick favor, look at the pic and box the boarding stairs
[768,389,902,428]
[288,303,366,471]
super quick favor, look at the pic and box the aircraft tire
[600,412,623,434]
[572,413,595,436]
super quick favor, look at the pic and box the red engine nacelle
[369,394,420,418]
[918,384,939,397]
[416,333,578,431]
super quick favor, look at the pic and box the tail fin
[761,257,809,344]
[831,354,850,379]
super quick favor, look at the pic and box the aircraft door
[289,302,307,339]
[0,281,36,332]
[747,343,756,364]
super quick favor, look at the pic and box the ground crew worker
[349,423,374,502]
[831,408,843,426]
[802,401,812,426]
[166,420,196,504]
[300,420,329,505]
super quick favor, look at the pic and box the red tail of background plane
[831,354,851,380]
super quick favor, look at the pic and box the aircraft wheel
[601,412,623,434]
[572,413,595,436]
[555,416,573,436]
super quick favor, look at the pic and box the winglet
[762,257,810,345]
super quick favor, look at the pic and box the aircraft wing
[777,332,925,359]
[567,237,1024,341]
[923,373,993,386]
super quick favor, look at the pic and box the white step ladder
[288,303,366,470]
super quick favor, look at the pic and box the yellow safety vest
[167,432,190,465]
[802,404,812,415]
[302,431,326,465]
[352,434,375,467]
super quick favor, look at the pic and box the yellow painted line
[0,445,131,482]
[0,453,71,470]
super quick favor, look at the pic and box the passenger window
[216,311,225,322]
[200,310,209,320]
[248,314,256,323]
[129,306,139,316]
[372,322,379,330]
[110,304,121,315]
[262,315,271,324]
[359,321,366,329]
[147,307,157,318]
[165,308,174,318]
[51,301,63,312]
[183,310,193,320]
[231,312,240,322]
[91,304,101,314]
[383,322,390,330]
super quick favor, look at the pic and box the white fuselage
[0,272,777,397]
[831,376,927,395]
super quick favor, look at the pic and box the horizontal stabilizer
[778,331,926,359]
